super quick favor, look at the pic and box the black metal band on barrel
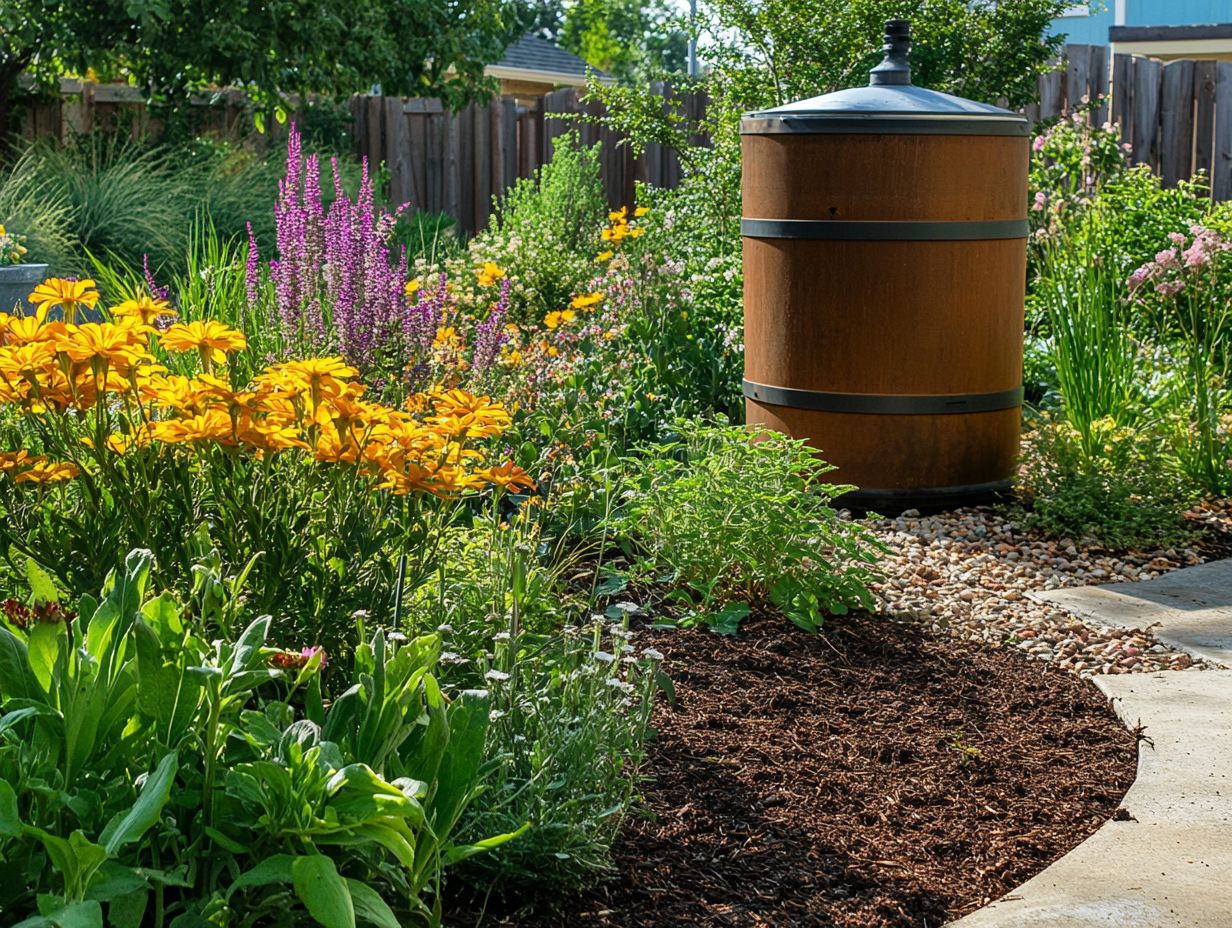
[740,115,1029,137]
[743,380,1024,414]
[741,218,1029,241]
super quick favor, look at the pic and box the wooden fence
[351,84,707,233]
[1030,43,1232,200]
[21,79,707,233]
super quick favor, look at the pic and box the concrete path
[949,671,1232,927]
[1030,559,1232,668]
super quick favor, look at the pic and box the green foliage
[618,422,885,634]
[0,149,77,272]
[409,509,661,893]
[464,134,608,321]
[1019,417,1196,549]
[0,549,514,926]
[1,0,521,141]
[561,0,688,82]
[1029,205,1145,455]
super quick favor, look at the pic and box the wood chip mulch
[456,614,1138,928]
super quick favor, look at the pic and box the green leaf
[291,855,355,928]
[344,880,398,928]
[227,854,293,896]
[99,753,178,856]
[27,622,64,694]
[84,862,148,902]
[105,890,147,928]
[706,601,750,636]
[0,778,20,836]
[0,627,39,701]
[26,559,61,605]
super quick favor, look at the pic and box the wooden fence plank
[1194,61,1217,187]
[1131,57,1163,167]
[1039,70,1064,121]
[1112,53,1133,141]
[1091,44,1109,126]
[1214,62,1232,200]
[472,103,491,231]
[1160,59,1195,186]
[1065,43,1090,116]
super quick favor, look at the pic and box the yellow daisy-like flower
[159,321,247,367]
[112,295,176,325]
[477,262,505,287]
[28,278,100,322]
[0,450,44,472]
[634,206,649,217]
[595,250,614,263]
[404,279,420,299]
[570,292,603,310]
[478,461,536,492]
[14,460,80,484]
[544,309,576,330]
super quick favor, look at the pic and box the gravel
[865,506,1230,678]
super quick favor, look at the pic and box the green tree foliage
[1,0,523,140]
[561,0,688,82]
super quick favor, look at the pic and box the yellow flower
[634,206,649,217]
[609,207,628,223]
[58,322,150,367]
[0,450,44,472]
[28,278,100,322]
[404,279,420,299]
[477,262,505,287]
[112,295,175,325]
[544,309,575,329]
[478,461,536,492]
[159,321,247,366]
[14,460,80,484]
[595,250,614,263]
[570,292,603,310]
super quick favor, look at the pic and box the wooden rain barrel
[741,20,1028,511]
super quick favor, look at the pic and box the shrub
[1018,416,1196,549]
[0,549,517,927]
[617,422,885,634]
[458,134,608,323]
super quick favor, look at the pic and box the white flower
[613,602,640,615]
[493,631,512,642]
[593,651,616,664]
[606,678,635,694]
[351,609,371,619]
[485,669,511,682]
[641,647,664,661]
[489,709,506,722]
[436,623,453,634]
[441,651,468,664]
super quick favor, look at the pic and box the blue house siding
[1051,1,1232,45]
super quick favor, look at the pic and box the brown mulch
[456,614,1138,928]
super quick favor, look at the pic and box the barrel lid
[741,21,1028,136]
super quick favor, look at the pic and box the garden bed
[450,614,1137,928]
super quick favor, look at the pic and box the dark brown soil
[454,614,1137,928]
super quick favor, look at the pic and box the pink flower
[1126,265,1155,292]
[1168,232,1187,246]
[1155,280,1185,297]
[1032,191,1048,212]
[1032,135,1047,153]
[1155,248,1178,269]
